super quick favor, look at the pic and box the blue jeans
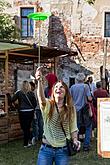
[32,109,43,140]
[83,123,92,147]
[77,109,92,148]
[77,117,92,148]
[37,144,69,165]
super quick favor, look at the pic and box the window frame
[20,7,35,38]
[104,12,110,37]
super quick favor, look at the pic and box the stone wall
[48,0,110,83]
[5,0,110,83]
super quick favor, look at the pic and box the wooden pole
[53,57,56,74]
[38,20,41,67]
[53,57,58,74]
[102,38,108,89]
[5,50,8,113]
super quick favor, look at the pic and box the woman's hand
[35,67,42,81]
[71,131,80,151]
[73,139,81,151]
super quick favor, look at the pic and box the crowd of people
[7,66,109,165]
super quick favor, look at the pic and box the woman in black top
[12,80,37,147]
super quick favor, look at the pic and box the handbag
[80,104,92,127]
[81,103,92,118]
[66,138,78,156]
[83,85,93,118]
[77,86,93,131]
[55,103,78,156]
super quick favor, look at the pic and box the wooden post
[5,51,8,113]
[53,57,56,74]
[53,57,58,74]
[102,38,108,89]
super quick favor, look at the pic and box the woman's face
[53,82,66,99]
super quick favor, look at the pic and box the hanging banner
[98,98,110,158]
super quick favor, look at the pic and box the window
[21,7,34,38]
[104,12,110,37]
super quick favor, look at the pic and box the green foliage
[85,0,95,5]
[0,13,20,40]
[0,0,20,40]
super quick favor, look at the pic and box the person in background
[35,67,80,165]
[94,81,109,104]
[30,81,43,145]
[100,66,109,93]
[86,76,96,96]
[44,73,58,98]
[12,80,37,147]
[86,76,96,139]
[70,73,92,151]
[93,81,109,128]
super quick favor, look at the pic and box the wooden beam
[9,52,38,58]
[101,38,108,90]
[5,51,8,114]
[0,55,6,59]
[53,57,59,74]
[9,47,31,52]
[102,38,108,79]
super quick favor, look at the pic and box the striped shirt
[40,99,78,147]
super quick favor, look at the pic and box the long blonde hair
[21,80,31,93]
[48,80,75,122]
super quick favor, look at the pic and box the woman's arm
[71,131,78,143]
[71,131,81,151]
[35,67,46,107]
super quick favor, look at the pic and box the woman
[12,80,37,147]
[35,67,80,165]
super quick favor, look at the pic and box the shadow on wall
[48,14,70,51]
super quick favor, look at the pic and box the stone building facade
[4,0,110,85]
